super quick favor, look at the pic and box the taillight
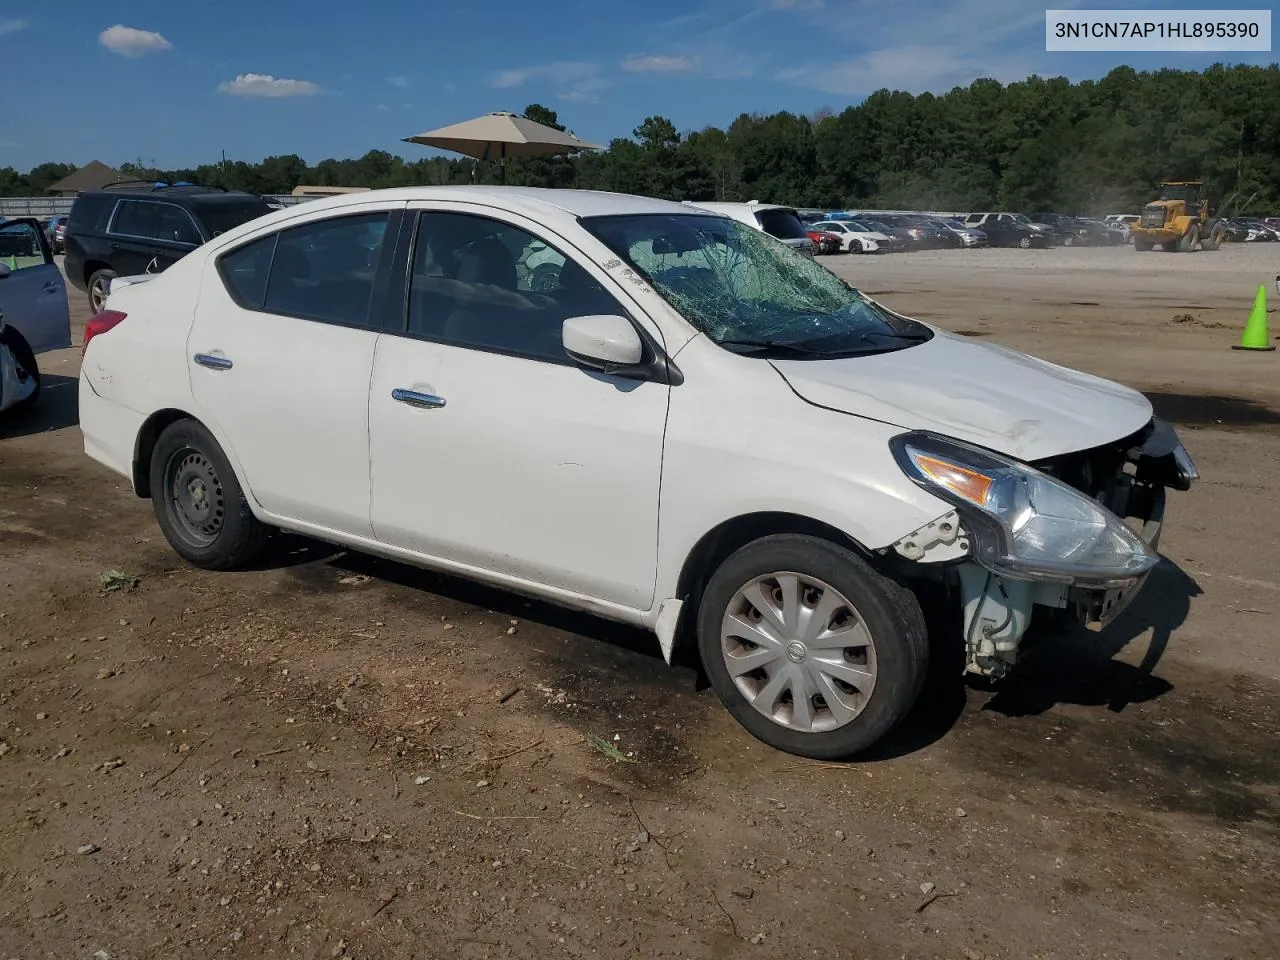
[83,310,126,352]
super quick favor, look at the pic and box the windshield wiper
[715,338,833,357]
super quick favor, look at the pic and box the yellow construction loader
[1130,181,1226,252]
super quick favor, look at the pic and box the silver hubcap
[720,572,877,733]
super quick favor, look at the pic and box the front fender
[653,340,953,603]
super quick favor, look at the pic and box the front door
[0,218,71,354]
[368,206,669,611]
[187,204,404,538]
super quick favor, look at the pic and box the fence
[0,194,313,219]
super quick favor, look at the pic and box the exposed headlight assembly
[891,432,1158,586]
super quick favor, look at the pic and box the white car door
[367,205,670,611]
[187,203,406,538]
[0,218,70,355]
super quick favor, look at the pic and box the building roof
[47,161,125,194]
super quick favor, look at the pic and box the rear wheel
[1202,222,1225,251]
[149,419,269,570]
[696,534,928,759]
[1178,223,1200,252]
[87,268,116,314]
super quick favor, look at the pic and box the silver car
[0,218,71,412]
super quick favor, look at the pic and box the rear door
[107,200,200,277]
[0,218,71,355]
[187,201,406,538]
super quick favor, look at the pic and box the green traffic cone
[6,254,14,271]
[1233,284,1275,351]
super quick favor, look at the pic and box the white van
[684,201,814,256]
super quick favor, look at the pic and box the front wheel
[0,329,40,410]
[149,419,270,570]
[1018,235,1033,249]
[696,535,928,760]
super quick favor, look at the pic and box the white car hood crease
[771,330,1153,462]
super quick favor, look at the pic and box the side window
[0,221,50,270]
[111,200,161,239]
[262,213,389,327]
[156,205,201,246]
[217,233,277,310]
[407,212,623,364]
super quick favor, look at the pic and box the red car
[805,228,843,255]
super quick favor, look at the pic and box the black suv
[64,182,274,311]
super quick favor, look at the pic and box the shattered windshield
[582,213,931,359]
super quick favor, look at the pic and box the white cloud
[0,18,27,37]
[218,73,320,98]
[490,60,597,89]
[387,75,411,88]
[98,24,173,58]
[376,103,391,111]
[621,54,696,73]
[768,0,1115,95]
[558,75,611,104]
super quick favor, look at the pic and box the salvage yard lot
[2,246,1277,959]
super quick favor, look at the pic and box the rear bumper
[79,370,144,489]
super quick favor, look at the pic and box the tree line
[5,64,1277,216]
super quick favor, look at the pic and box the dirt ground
[2,246,1277,960]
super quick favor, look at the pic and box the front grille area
[1140,206,1167,228]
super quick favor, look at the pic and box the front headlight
[891,432,1158,586]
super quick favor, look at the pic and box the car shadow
[0,373,79,439]
[276,543,1199,762]
[854,558,1200,761]
[979,557,1199,717]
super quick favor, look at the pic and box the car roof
[247,185,705,220]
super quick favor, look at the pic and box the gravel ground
[0,248,1277,960]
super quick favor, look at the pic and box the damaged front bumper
[895,418,1197,678]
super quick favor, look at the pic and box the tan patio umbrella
[403,111,601,182]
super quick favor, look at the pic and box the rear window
[754,208,808,241]
[191,198,274,238]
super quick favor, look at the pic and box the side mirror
[563,314,644,370]
[0,262,10,279]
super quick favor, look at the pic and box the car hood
[771,329,1152,461]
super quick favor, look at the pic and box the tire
[149,419,269,570]
[1062,234,1076,247]
[696,534,928,760]
[1018,235,1032,249]
[1179,223,1200,252]
[87,268,117,314]
[1202,222,1225,251]
[1,330,40,410]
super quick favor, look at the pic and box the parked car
[864,215,948,251]
[806,228,843,255]
[64,181,276,313]
[1083,218,1130,245]
[976,217,1049,248]
[77,186,1197,759]
[683,201,814,256]
[1028,213,1096,246]
[44,215,68,254]
[1225,218,1276,242]
[1103,214,1140,242]
[811,220,889,253]
[926,218,987,247]
[0,217,71,412]
[965,212,1056,244]
[855,219,910,252]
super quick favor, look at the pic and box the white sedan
[812,220,890,253]
[79,187,1196,758]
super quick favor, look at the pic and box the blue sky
[2,0,1274,170]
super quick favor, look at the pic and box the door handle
[193,353,233,370]
[392,388,446,409]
